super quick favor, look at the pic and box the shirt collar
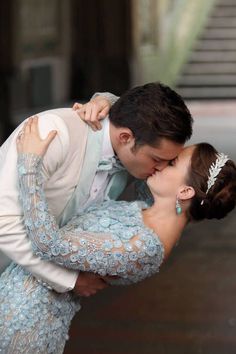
[101,118,114,158]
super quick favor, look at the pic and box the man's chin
[134,174,150,180]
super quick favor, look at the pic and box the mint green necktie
[97,156,125,174]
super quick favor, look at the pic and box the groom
[0,82,193,296]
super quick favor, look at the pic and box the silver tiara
[201,153,229,205]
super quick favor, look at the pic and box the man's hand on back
[73,272,109,297]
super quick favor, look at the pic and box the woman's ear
[118,128,134,145]
[177,185,195,201]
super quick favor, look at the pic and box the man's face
[147,145,194,198]
[118,137,183,179]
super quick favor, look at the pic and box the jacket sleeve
[0,113,78,293]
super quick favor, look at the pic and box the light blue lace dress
[0,154,164,354]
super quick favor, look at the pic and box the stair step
[177,75,236,86]
[184,63,236,74]
[217,1,236,6]
[202,28,236,39]
[177,87,236,99]
[196,39,236,51]
[190,51,236,62]
[207,17,236,27]
[201,28,236,39]
[213,7,236,17]
[217,0,236,6]
[176,0,236,100]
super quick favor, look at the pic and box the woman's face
[147,145,195,198]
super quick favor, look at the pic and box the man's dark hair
[109,82,193,147]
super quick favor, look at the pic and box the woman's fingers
[77,104,99,131]
[16,115,57,156]
[30,115,39,135]
[23,118,32,135]
[80,104,102,131]
[73,96,110,129]
[72,102,83,111]
[84,102,93,122]
[99,105,109,119]
[90,107,102,131]
[73,98,108,131]
[89,120,102,131]
[45,130,57,146]
[22,116,39,136]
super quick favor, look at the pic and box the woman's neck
[142,198,188,260]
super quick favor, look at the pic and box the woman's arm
[16,117,163,284]
[17,152,163,282]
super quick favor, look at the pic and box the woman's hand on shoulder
[72,95,111,131]
[16,116,57,156]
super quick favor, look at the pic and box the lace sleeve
[17,154,163,283]
[91,92,119,106]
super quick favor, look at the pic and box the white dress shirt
[82,118,114,209]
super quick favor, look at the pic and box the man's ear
[177,185,195,201]
[118,128,134,145]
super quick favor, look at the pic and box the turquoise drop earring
[175,198,182,215]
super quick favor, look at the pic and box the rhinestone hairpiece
[201,153,229,205]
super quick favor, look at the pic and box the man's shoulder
[40,107,74,119]
[39,108,85,130]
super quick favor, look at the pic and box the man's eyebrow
[170,156,178,163]
[153,156,173,162]
[166,156,179,163]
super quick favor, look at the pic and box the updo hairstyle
[187,143,236,221]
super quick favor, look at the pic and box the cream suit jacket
[0,106,129,292]
[0,108,89,292]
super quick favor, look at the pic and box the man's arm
[0,114,80,292]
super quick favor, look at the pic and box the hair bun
[205,181,236,220]
[187,143,236,222]
[205,197,225,220]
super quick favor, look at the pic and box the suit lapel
[75,127,105,207]
[59,126,104,226]
[59,120,130,226]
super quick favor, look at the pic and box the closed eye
[168,159,176,166]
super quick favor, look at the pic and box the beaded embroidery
[0,153,164,353]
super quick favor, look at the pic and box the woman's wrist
[17,153,43,176]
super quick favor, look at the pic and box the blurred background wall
[0,0,220,145]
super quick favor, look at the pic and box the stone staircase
[176,0,236,99]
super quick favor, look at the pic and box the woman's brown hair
[187,143,236,221]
